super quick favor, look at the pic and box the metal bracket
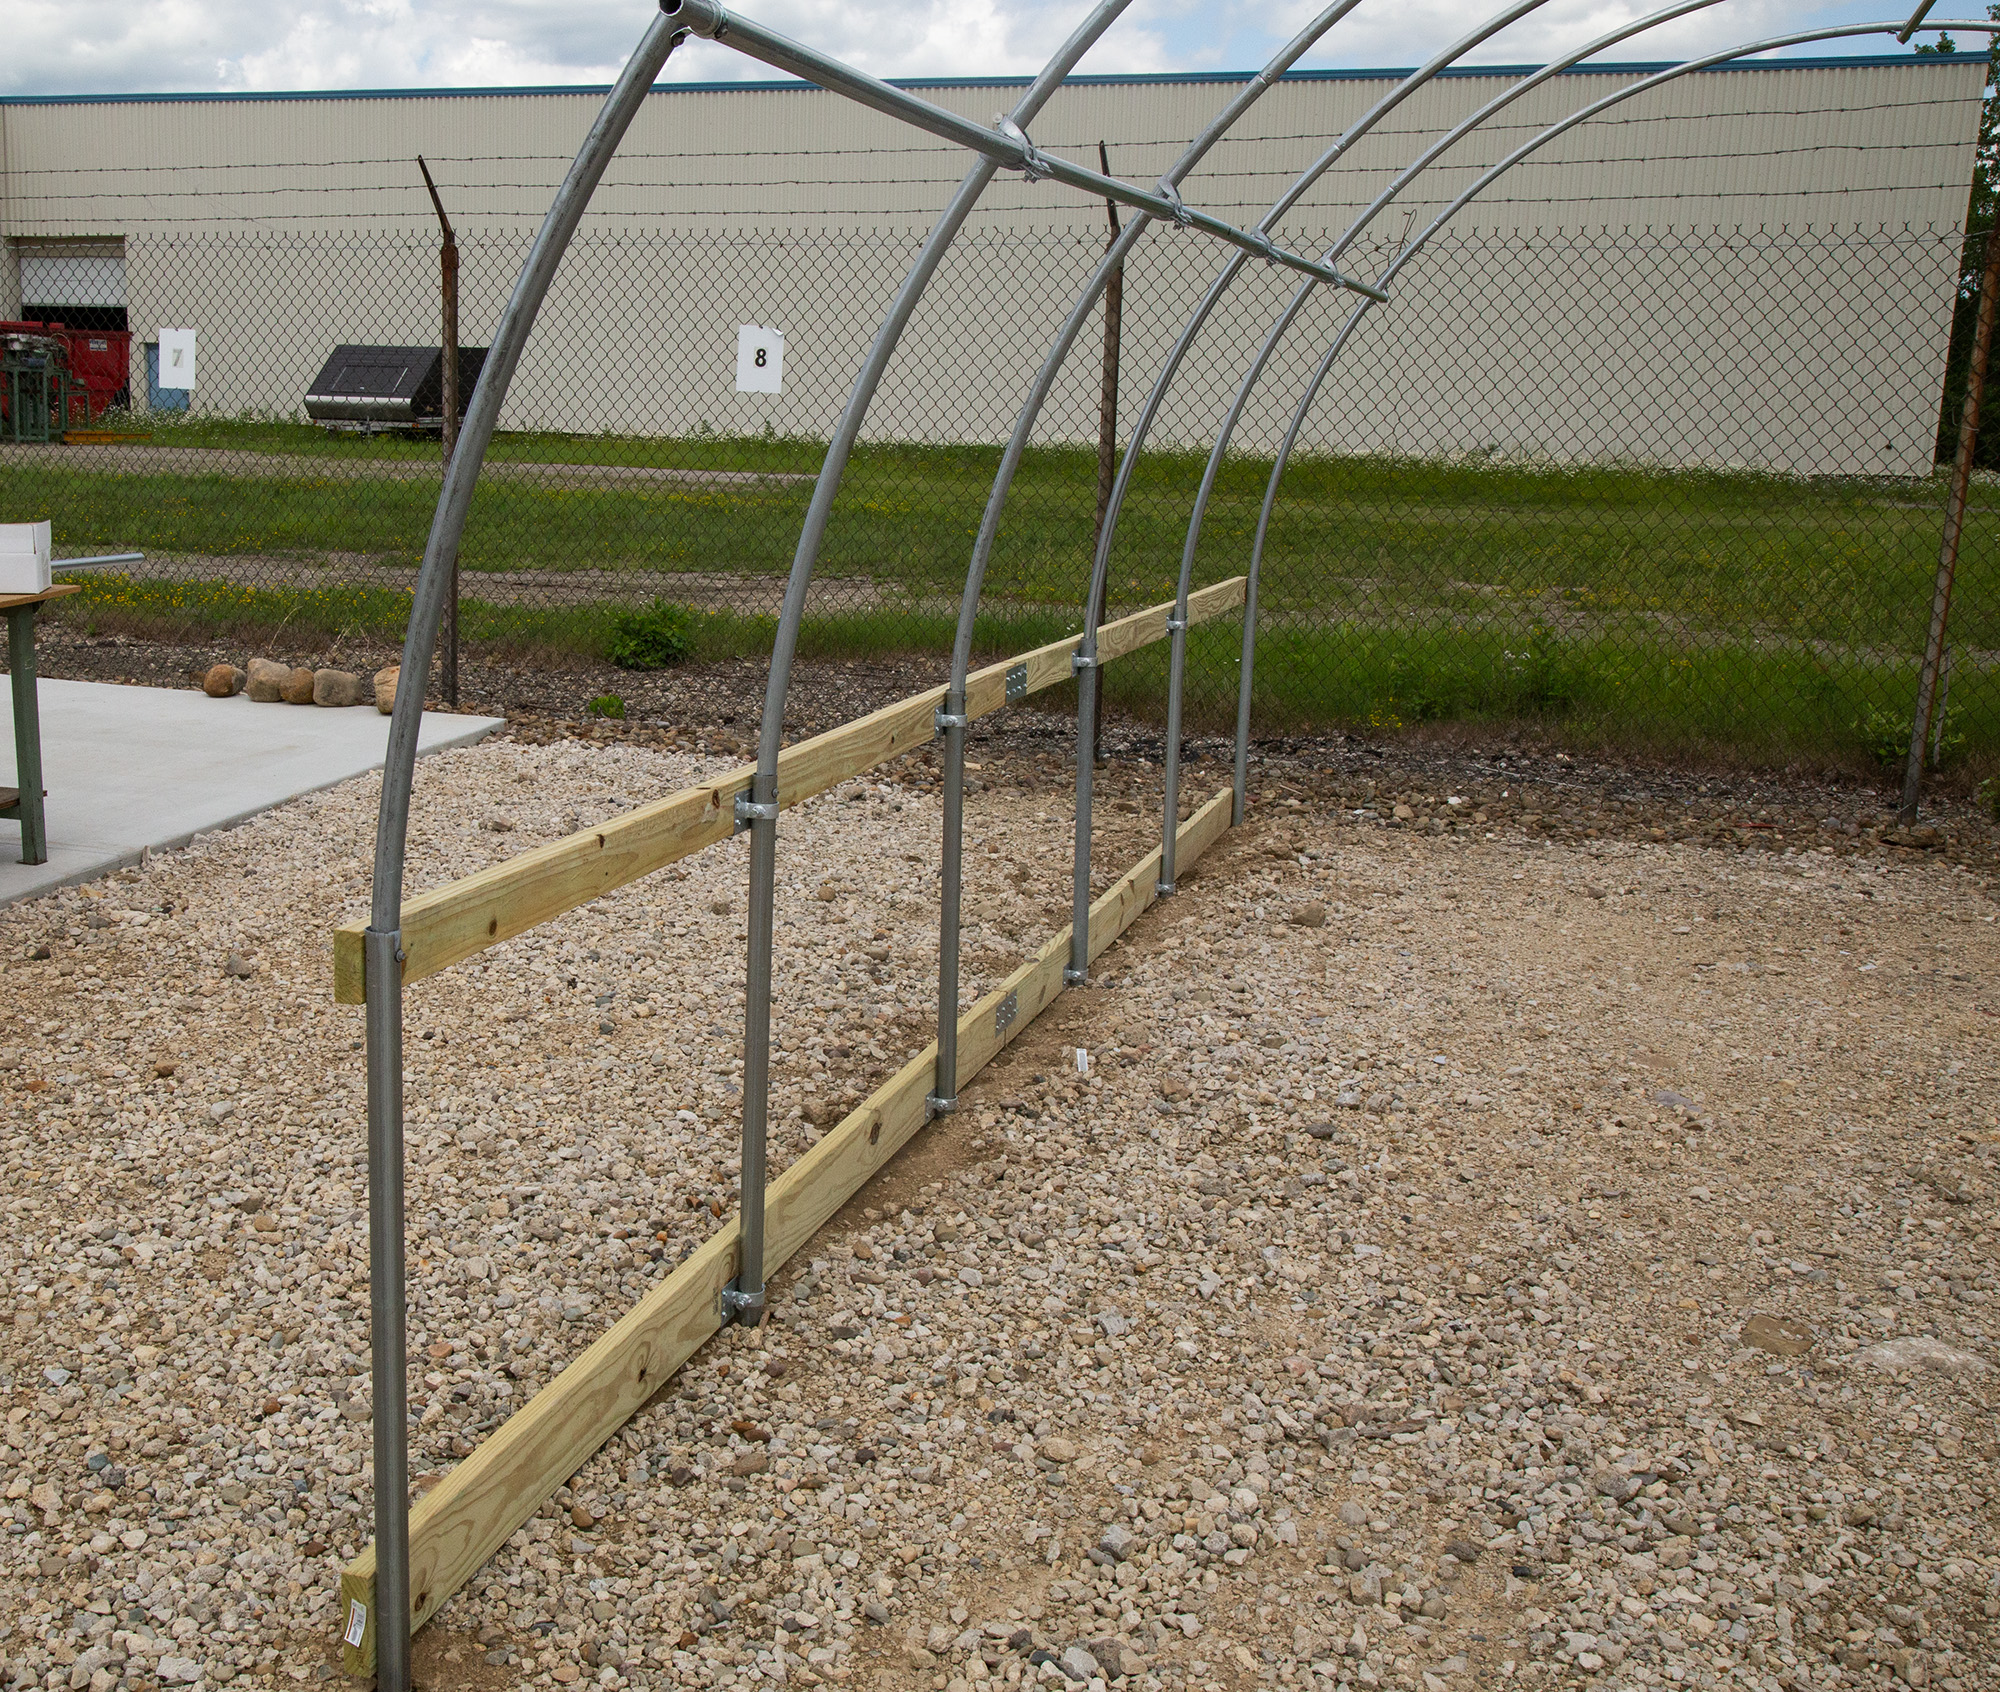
[1063,966,1087,985]
[1157,180,1193,229]
[734,794,778,834]
[1165,617,1187,634]
[925,1093,957,1118]
[719,1284,767,1326]
[934,707,969,736]
[993,114,1052,182]
[992,990,1019,1035]
[1005,663,1028,702]
[1155,878,1176,897]
[1071,650,1099,674]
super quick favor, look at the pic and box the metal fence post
[1903,224,1998,823]
[1087,141,1123,772]
[419,155,462,708]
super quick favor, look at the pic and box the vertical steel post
[1087,141,1122,772]
[1903,225,1998,823]
[420,155,462,708]
[363,927,409,1692]
[1094,141,1124,549]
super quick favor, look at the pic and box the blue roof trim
[0,53,1975,106]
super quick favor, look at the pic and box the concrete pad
[0,680,502,905]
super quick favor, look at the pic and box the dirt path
[3,441,810,489]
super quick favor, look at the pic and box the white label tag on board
[735,325,783,394]
[157,328,197,390]
[344,1600,368,1647]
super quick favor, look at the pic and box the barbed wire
[2,87,1978,181]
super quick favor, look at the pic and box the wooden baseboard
[338,786,1234,1674]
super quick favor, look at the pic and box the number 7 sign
[735,325,784,394]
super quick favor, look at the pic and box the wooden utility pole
[1902,225,1999,822]
[418,155,462,707]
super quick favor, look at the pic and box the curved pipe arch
[1061,0,1565,978]
[1158,0,1736,874]
[726,0,1135,1318]
[1228,15,1997,806]
[358,16,688,1682]
[357,2,1127,1677]
[930,0,1375,1104]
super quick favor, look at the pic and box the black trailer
[303,344,488,434]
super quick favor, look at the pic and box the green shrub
[605,600,696,670]
[1857,700,1961,769]
[586,693,626,720]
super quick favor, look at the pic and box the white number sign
[157,328,197,390]
[735,325,783,394]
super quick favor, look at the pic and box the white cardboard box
[0,521,52,595]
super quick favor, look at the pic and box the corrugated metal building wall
[0,56,1985,471]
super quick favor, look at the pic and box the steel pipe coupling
[666,0,726,34]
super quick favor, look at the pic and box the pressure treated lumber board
[338,787,1233,1673]
[331,578,1242,1002]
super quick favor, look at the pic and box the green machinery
[1,330,70,443]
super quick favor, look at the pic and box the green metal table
[0,583,79,865]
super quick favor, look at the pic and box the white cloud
[0,0,1921,97]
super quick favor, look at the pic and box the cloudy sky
[0,0,1967,98]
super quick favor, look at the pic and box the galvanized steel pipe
[935,0,1372,1095]
[719,0,1135,1320]
[359,13,688,1685]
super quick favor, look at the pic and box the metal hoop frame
[357,8,1987,1685]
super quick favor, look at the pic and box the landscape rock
[1741,1312,1815,1357]
[312,667,368,707]
[0,732,1991,1692]
[279,665,316,704]
[374,664,401,713]
[1854,1337,1989,1378]
[245,656,290,701]
[202,663,245,698]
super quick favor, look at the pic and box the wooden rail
[332,577,1244,1002]
[338,787,1235,1673]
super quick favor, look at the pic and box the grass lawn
[10,418,1992,769]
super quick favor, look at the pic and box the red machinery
[0,319,133,424]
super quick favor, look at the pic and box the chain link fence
[2,219,1990,770]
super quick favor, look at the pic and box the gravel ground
[1,718,1997,1692]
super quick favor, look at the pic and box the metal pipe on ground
[1903,223,1999,823]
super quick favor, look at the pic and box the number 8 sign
[735,325,784,394]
